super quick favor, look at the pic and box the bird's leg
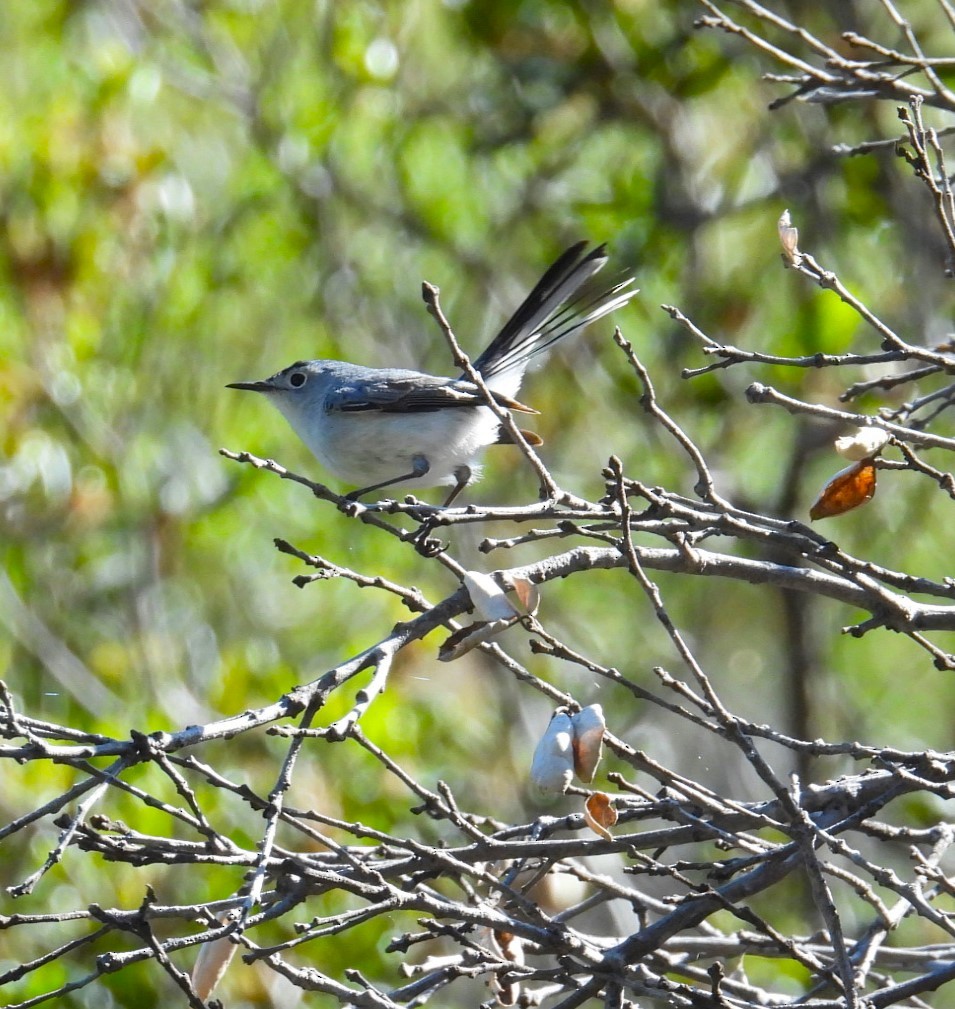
[407,464,471,554]
[402,464,471,553]
[442,465,471,507]
[346,455,431,501]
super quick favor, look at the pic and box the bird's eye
[289,372,307,388]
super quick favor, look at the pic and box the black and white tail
[472,241,637,393]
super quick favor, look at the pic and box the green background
[2,1,954,1005]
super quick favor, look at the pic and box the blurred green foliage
[2,1,955,1004]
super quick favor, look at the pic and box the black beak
[226,381,272,392]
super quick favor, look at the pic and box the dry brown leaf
[810,460,877,520]
[492,929,525,1006]
[571,704,605,783]
[511,577,540,615]
[584,792,617,840]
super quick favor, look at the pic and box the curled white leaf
[438,619,514,662]
[834,427,890,461]
[464,570,520,622]
[525,869,588,913]
[192,910,241,1000]
[778,208,800,264]
[530,709,574,799]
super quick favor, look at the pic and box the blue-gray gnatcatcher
[227,241,636,504]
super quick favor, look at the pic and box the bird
[227,241,636,505]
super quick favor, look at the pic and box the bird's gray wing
[326,374,536,414]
